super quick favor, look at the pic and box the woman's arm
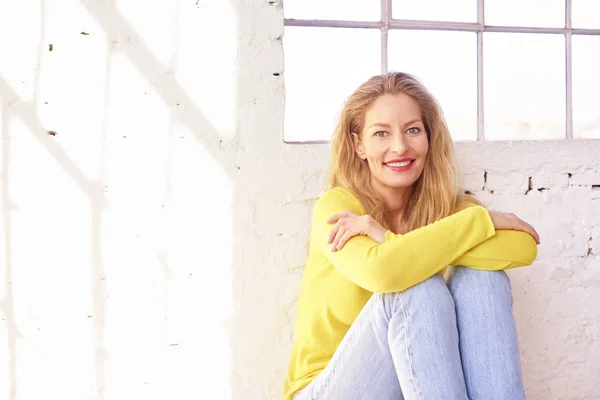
[451,201,538,269]
[312,188,495,293]
[452,230,538,270]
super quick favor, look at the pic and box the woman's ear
[351,132,366,160]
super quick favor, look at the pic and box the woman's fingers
[511,215,540,244]
[521,221,540,244]
[326,212,343,225]
[327,210,349,224]
[511,214,540,244]
[327,220,342,244]
[327,211,356,245]
[491,211,541,245]
[331,226,346,251]
[326,210,356,224]
[335,231,353,251]
[327,211,373,251]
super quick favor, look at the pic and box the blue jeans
[294,267,526,400]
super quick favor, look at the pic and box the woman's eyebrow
[366,122,392,130]
[366,119,423,130]
[402,118,423,128]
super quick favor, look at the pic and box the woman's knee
[448,266,512,305]
[378,273,456,322]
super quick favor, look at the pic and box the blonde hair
[327,71,479,231]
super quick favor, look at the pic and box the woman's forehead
[364,93,422,125]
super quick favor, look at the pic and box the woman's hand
[488,210,540,244]
[326,210,387,252]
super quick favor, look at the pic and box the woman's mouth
[384,159,415,172]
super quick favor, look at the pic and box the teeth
[386,160,412,167]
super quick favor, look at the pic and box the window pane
[572,0,600,29]
[392,0,476,23]
[284,0,380,21]
[283,27,381,142]
[388,31,477,141]
[485,0,565,28]
[484,33,565,140]
[573,36,600,139]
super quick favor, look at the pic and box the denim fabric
[294,267,526,400]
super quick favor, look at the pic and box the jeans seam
[398,293,424,400]
[311,300,375,400]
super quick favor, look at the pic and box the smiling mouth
[384,160,413,167]
[382,159,416,172]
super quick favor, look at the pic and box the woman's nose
[391,132,408,154]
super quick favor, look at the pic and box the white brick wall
[0,1,598,399]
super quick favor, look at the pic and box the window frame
[283,0,600,142]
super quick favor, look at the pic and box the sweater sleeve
[452,230,538,270]
[312,188,496,293]
[450,201,538,270]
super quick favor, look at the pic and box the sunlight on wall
[1,1,103,397]
[0,0,237,398]
[160,124,233,399]
[0,1,42,101]
[172,0,238,138]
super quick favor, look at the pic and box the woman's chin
[384,179,418,190]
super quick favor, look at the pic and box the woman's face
[354,93,429,192]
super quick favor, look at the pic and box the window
[283,0,600,143]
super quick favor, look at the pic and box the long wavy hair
[327,71,479,231]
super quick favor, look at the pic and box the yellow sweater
[283,187,538,399]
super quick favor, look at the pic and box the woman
[283,72,540,400]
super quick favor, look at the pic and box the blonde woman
[283,72,540,400]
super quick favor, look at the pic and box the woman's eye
[374,131,388,137]
[407,127,420,134]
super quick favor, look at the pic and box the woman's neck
[373,182,413,233]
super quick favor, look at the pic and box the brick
[591,227,600,256]
[486,171,530,194]
[570,170,600,186]
[462,171,485,192]
[532,172,569,190]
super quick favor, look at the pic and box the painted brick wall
[457,142,600,399]
[0,1,598,399]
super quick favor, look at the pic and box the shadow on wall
[0,0,243,398]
